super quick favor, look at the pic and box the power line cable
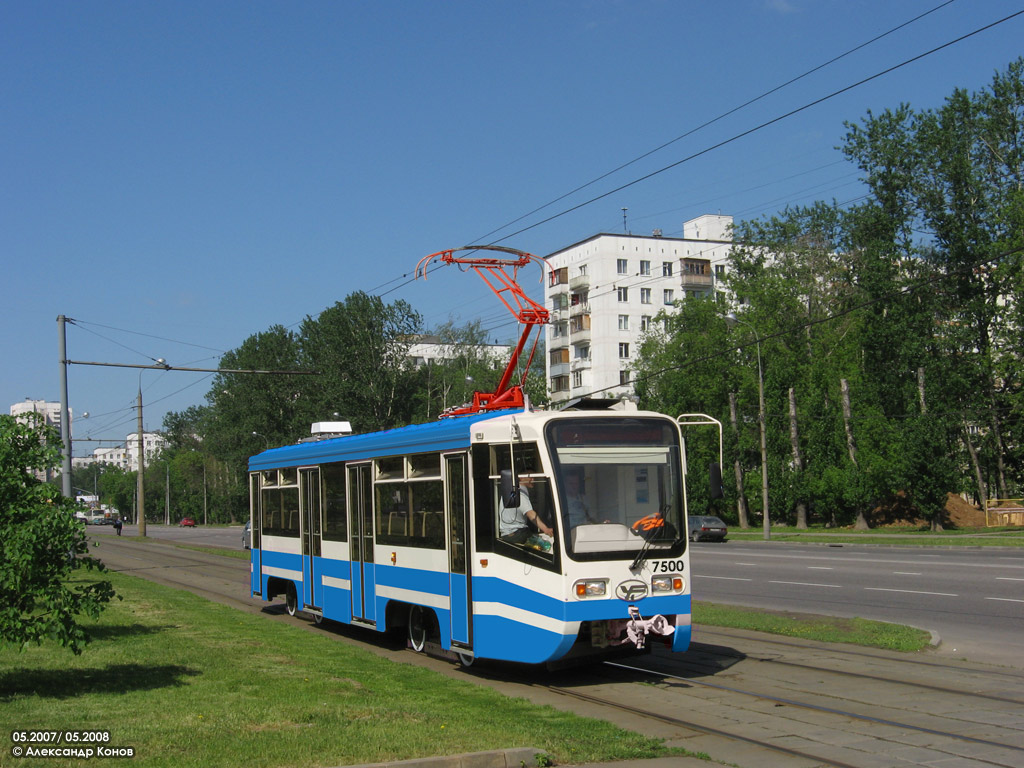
[71,319,228,354]
[484,9,1024,247]
[469,0,959,245]
[362,4,965,318]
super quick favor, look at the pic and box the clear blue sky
[3,1,1021,454]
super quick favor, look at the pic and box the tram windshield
[547,417,684,560]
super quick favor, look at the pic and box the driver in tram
[499,475,554,544]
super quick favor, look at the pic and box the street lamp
[252,432,270,450]
[726,312,770,541]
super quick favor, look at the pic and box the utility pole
[58,316,73,498]
[137,388,146,537]
[58,315,317,536]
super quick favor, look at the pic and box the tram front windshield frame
[546,417,685,561]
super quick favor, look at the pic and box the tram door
[347,463,376,623]
[445,454,472,647]
[300,468,322,611]
[249,473,262,597]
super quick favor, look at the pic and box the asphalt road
[689,540,1024,668]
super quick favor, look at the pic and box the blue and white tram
[248,403,720,665]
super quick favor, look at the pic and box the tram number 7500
[651,560,685,573]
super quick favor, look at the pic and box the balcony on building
[569,315,591,342]
[569,301,590,318]
[549,347,570,379]
[569,273,590,291]
[549,266,569,296]
[680,258,714,289]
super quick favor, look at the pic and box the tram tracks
[529,645,1024,768]
[695,626,1024,685]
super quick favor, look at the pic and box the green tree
[98,464,135,521]
[633,295,736,520]
[0,414,116,654]
[300,291,422,432]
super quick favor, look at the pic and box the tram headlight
[651,576,685,593]
[574,579,608,598]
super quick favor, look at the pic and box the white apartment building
[10,399,73,481]
[10,398,70,433]
[406,336,512,368]
[544,214,733,404]
[91,432,166,472]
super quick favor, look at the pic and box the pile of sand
[943,493,986,528]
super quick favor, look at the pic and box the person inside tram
[563,470,597,529]
[499,475,554,544]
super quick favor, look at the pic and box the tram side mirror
[500,469,520,508]
[709,463,724,500]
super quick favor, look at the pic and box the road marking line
[893,572,921,575]
[864,587,957,596]
[807,566,833,570]
[770,580,841,588]
[696,575,752,582]
[986,597,1024,603]
[996,577,1024,581]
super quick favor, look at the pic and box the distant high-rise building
[10,398,69,432]
[544,214,733,404]
[10,399,72,482]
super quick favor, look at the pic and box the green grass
[0,572,690,768]
[694,601,931,651]
[726,525,1024,547]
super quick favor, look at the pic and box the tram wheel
[408,605,428,652]
[285,583,298,617]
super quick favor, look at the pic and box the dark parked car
[688,515,728,542]
[178,517,196,527]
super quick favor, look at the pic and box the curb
[342,747,550,768]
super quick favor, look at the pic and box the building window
[715,264,725,278]
[641,315,652,331]
[619,370,631,385]
[639,260,650,276]
[640,287,651,304]
[579,264,588,276]
[617,258,628,275]
[662,261,673,277]
[617,287,628,302]
[572,370,582,388]
[619,342,630,358]
[664,289,674,305]
[618,314,629,331]
[574,345,590,360]
[552,375,569,392]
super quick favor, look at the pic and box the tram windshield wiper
[629,509,674,571]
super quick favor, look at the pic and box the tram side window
[374,452,445,550]
[411,480,444,549]
[321,463,347,541]
[261,485,300,537]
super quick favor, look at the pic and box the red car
[178,517,196,527]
